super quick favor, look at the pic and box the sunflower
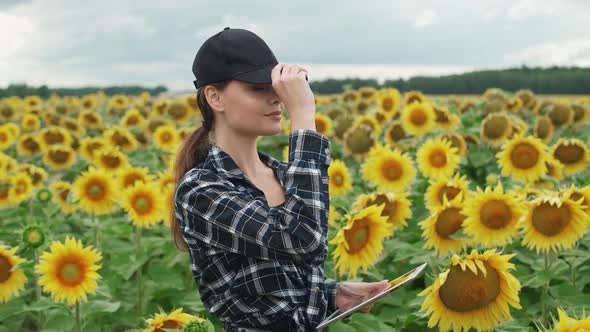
[22,224,46,248]
[92,146,130,174]
[425,173,470,211]
[17,164,47,188]
[121,108,146,128]
[0,245,28,303]
[360,143,416,193]
[507,97,523,112]
[24,95,43,111]
[80,95,98,111]
[35,236,102,305]
[534,115,554,143]
[119,181,164,227]
[117,166,155,190]
[555,308,590,331]
[462,183,526,247]
[496,134,549,183]
[439,133,467,157]
[551,138,589,176]
[419,194,469,256]
[108,94,130,111]
[480,113,513,146]
[152,99,169,116]
[400,102,437,137]
[433,105,461,131]
[156,170,174,191]
[43,144,76,171]
[520,191,589,254]
[161,184,175,226]
[78,110,103,129]
[352,191,412,232]
[0,126,14,150]
[38,126,72,151]
[545,155,565,180]
[341,124,377,161]
[78,137,108,162]
[21,113,41,131]
[417,138,460,180]
[72,166,118,215]
[103,127,139,153]
[516,89,536,110]
[403,90,429,106]
[50,180,78,215]
[315,113,333,137]
[329,204,392,278]
[418,249,522,332]
[571,104,590,127]
[548,103,574,127]
[328,159,353,197]
[153,125,180,151]
[377,88,401,119]
[566,184,590,215]
[384,120,407,146]
[328,206,341,228]
[9,172,34,204]
[166,101,192,123]
[142,308,206,332]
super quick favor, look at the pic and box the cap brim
[231,64,275,84]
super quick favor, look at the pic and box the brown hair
[170,81,229,252]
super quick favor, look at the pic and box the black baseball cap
[192,27,280,89]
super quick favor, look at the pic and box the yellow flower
[329,204,392,278]
[360,143,416,192]
[551,138,589,176]
[35,236,102,306]
[403,90,429,106]
[116,166,155,190]
[425,173,470,211]
[418,249,522,332]
[10,172,34,204]
[480,112,512,146]
[520,191,589,254]
[92,146,130,174]
[328,159,353,197]
[315,112,333,137]
[43,144,77,171]
[50,180,78,215]
[0,245,28,303]
[21,113,42,131]
[72,166,118,215]
[153,125,180,151]
[496,134,549,183]
[417,138,460,180]
[17,133,43,157]
[462,183,527,247]
[142,308,205,332]
[555,307,590,332]
[419,193,468,257]
[119,181,164,227]
[352,191,412,232]
[400,102,436,137]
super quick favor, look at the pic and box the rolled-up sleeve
[325,281,341,315]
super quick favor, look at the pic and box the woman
[171,27,389,332]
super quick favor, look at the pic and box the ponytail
[170,81,229,252]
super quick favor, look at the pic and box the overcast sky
[1,0,589,90]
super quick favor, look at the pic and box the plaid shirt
[175,129,341,331]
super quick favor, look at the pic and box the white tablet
[316,263,428,330]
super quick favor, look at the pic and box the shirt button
[324,148,329,154]
[311,286,320,293]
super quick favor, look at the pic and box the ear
[204,86,225,113]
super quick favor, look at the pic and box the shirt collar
[206,143,287,182]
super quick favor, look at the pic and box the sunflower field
[1,87,590,332]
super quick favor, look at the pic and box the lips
[265,111,282,116]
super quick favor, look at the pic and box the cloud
[503,38,590,66]
[413,9,437,28]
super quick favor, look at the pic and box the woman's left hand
[335,280,390,313]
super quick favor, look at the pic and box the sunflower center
[429,150,447,168]
[58,261,85,286]
[439,261,501,312]
[435,109,449,123]
[570,192,588,210]
[58,188,70,202]
[124,174,144,188]
[480,200,512,229]
[162,133,171,142]
[382,97,394,112]
[333,174,344,186]
[483,115,509,139]
[84,113,99,124]
[532,202,570,236]
[15,181,26,194]
[49,149,70,164]
[43,131,66,145]
[344,218,370,254]
[0,132,7,142]
[536,118,552,138]
[437,186,461,205]
[510,142,539,169]
[0,255,12,282]
[435,207,465,238]
[389,123,406,142]
[87,183,105,199]
[23,137,41,153]
[382,160,403,181]
[127,115,139,126]
[112,131,131,147]
[157,320,183,331]
[410,109,427,126]
[134,196,151,213]
[553,144,584,164]
[101,154,122,168]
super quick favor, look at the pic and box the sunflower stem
[93,214,100,251]
[75,301,81,332]
[541,251,550,325]
[34,249,41,300]
[135,226,143,317]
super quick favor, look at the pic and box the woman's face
[218,80,284,136]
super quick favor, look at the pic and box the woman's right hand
[271,63,315,123]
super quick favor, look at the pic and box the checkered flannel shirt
[175,129,341,331]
